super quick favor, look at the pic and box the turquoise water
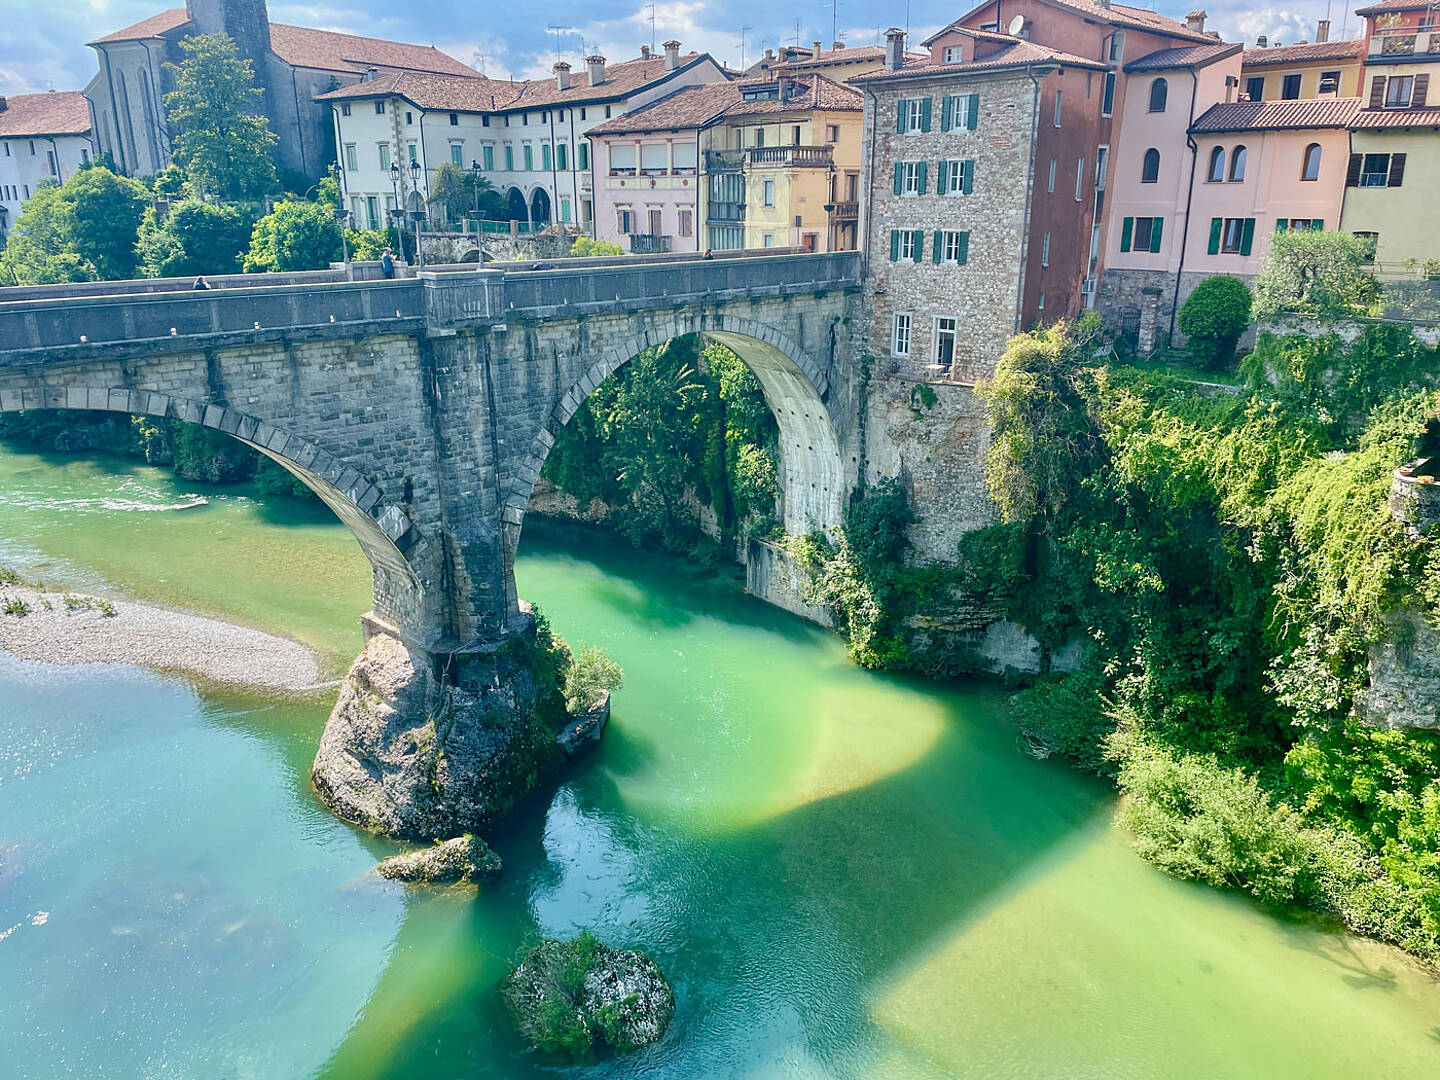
[2,449,1440,1078]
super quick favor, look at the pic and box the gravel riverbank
[0,587,322,691]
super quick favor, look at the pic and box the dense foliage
[0,166,149,284]
[1252,229,1381,320]
[136,198,251,278]
[1177,274,1252,369]
[568,237,626,257]
[563,645,624,715]
[243,199,343,272]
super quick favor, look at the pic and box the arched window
[1141,147,1160,183]
[1149,77,1168,113]
[1207,145,1225,182]
[1301,142,1322,181]
[1229,144,1247,181]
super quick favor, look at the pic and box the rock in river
[375,834,502,884]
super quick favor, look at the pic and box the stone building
[0,92,95,246]
[84,0,477,180]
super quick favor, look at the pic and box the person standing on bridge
[381,248,395,279]
[192,276,211,290]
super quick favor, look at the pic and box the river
[2,446,1439,1079]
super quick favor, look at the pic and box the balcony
[747,145,834,168]
[628,233,672,254]
[704,149,746,172]
[707,200,745,223]
[1369,27,1437,55]
[831,200,859,220]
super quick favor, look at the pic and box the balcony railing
[704,149,746,172]
[748,145,834,168]
[1370,27,1436,55]
[628,233,672,254]
[707,200,745,223]
[832,200,859,220]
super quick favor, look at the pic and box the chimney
[587,54,607,86]
[1096,0,1109,9]
[1256,34,1268,47]
[365,66,378,81]
[764,48,774,60]
[641,44,651,60]
[778,74,794,100]
[0,96,7,113]
[554,61,571,90]
[813,40,823,53]
[1185,9,1206,32]
[1316,18,1331,42]
[833,41,845,49]
[885,27,906,70]
[663,39,681,70]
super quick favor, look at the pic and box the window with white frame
[934,317,957,366]
[378,143,391,170]
[901,160,922,195]
[899,98,926,132]
[943,45,963,63]
[1075,157,1084,200]
[763,179,775,206]
[617,205,633,233]
[940,229,967,263]
[345,144,357,171]
[892,313,912,357]
[1047,158,1056,194]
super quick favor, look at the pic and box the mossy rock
[374,834,502,884]
[502,932,674,1060]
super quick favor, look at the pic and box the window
[605,106,612,118]
[405,111,413,124]
[1054,89,1063,127]
[763,234,774,248]
[1141,147,1160,183]
[482,145,494,170]
[341,102,351,116]
[897,97,930,133]
[1353,231,1378,262]
[449,112,459,126]
[1148,78,1168,113]
[1353,151,1405,187]
[450,143,463,167]
[378,143,391,170]
[578,143,589,170]
[943,93,979,131]
[557,144,568,171]
[581,108,588,120]
[1106,29,1125,63]
[407,142,417,164]
[762,179,775,206]
[938,158,973,195]
[753,128,765,147]
[617,205,633,233]
[560,198,571,223]
[1301,143,1321,181]
[892,313,911,358]
[542,144,552,170]
[935,229,969,264]
[678,207,693,237]
[345,144,357,171]
[934,317,957,367]
[1319,70,1342,93]
[1208,216,1255,255]
[482,115,490,127]
[1075,157,1084,201]
[523,144,534,170]
[1047,158,1056,193]
[1385,75,1415,107]
[81,148,89,165]
[1206,145,1225,182]
[609,143,636,175]
[1121,216,1164,253]
[791,125,802,145]
[1246,76,1265,102]
[1275,218,1325,232]
[1038,292,1045,310]
[505,145,514,170]
[1096,145,1109,190]
[1229,145,1247,181]
[1282,73,1302,100]
[375,101,385,115]
[826,124,839,142]
[1041,231,1050,267]
[648,208,662,234]
[895,160,926,196]
[1101,72,1116,116]
[889,228,923,261]
[943,45,963,63]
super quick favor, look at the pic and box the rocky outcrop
[375,834,502,884]
[502,934,675,1059]
[557,691,610,758]
[311,625,561,841]
[1362,608,1440,731]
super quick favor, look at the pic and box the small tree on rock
[563,645,623,714]
[164,34,278,201]
[1178,275,1252,370]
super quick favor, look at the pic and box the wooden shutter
[920,97,932,132]
[1313,219,1324,230]
[967,93,980,130]
[1346,152,1362,187]
[1370,75,1386,108]
[1415,73,1430,107]
[1120,217,1133,252]
[1275,218,1289,232]
[1150,217,1163,253]
[1208,217,1222,254]
[890,230,899,261]
[1240,217,1255,255]
[893,162,903,195]
[962,159,974,194]
[958,231,969,264]
[941,96,953,131]
[933,231,943,263]
[1389,152,1406,187]
[912,229,924,262]
[936,160,949,195]
[897,102,906,133]
[917,161,927,194]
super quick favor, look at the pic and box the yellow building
[1240,34,1365,100]
[700,75,863,251]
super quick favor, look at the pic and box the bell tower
[185,0,273,75]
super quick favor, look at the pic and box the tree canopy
[243,199,342,272]
[1252,229,1381,320]
[0,166,148,285]
[137,199,251,278]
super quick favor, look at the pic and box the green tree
[1178,275,1252,369]
[1252,229,1381,320]
[243,199,342,272]
[0,166,148,285]
[164,33,278,201]
[569,236,625,257]
[137,199,252,278]
[562,645,624,714]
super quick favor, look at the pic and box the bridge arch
[501,319,847,597]
[0,388,427,629]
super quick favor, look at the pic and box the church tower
[185,0,274,78]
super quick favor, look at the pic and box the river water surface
[3,447,1440,1079]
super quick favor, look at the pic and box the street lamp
[334,207,353,278]
[408,159,424,270]
[470,158,486,267]
[388,160,402,257]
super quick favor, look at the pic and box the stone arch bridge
[0,252,865,836]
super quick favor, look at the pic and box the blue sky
[1,0,1353,96]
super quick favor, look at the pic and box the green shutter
[1240,217,1255,255]
[894,162,903,195]
[958,231,969,264]
[890,229,899,261]
[1275,218,1288,232]
[941,95,953,131]
[578,143,588,170]
[967,93,979,130]
[1208,217,1222,255]
[913,229,924,262]
[1150,217,1163,253]
[1120,217,1133,252]
[1312,219,1324,231]
[897,102,906,134]
[933,230,943,263]
[962,159,974,194]
[917,162,927,194]
[936,160,948,195]
[920,97,932,132]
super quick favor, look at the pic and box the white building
[322,42,728,232]
[0,91,95,246]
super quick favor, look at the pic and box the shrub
[1252,229,1380,320]
[569,236,625,258]
[563,645,623,714]
[1178,275,1252,369]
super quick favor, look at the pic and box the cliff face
[1363,608,1440,731]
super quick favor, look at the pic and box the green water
[3,447,1440,1079]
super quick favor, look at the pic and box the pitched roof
[88,8,476,78]
[1190,96,1361,133]
[315,70,523,110]
[723,75,863,117]
[505,53,713,109]
[767,43,928,72]
[88,7,190,45]
[1350,104,1440,128]
[850,37,1107,83]
[944,0,1217,45]
[586,82,740,134]
[1355,0,1435,14]
[1241,39,1366,68]
[1125,42,1241,71]
[0,91,91,138]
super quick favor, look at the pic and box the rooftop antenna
[646,4,657,55]
[546,24,573,65]
[824,0,841,47]
[740,24,751,69]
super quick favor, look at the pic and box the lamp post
[335,207,353,278]
[408,158,425,270]
[388,160,402,258]
[470,158,486,268]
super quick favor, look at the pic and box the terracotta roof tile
[1241,39,1366,67]
[1355,0,1434,14]
[851,38,1107,82]
[0,91,91,138]
[1190,96,1362,132]
[1125,42,1241,71]
[504,53,713,108]
[315,71,523,110]
[586,82,740,134]
[722,75,863,117]
[87,8,190,45]
[1350,104,1440,128]
[267,24,476,76]
[944,0,1216,45]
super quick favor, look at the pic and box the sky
[0,0,1356,97]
